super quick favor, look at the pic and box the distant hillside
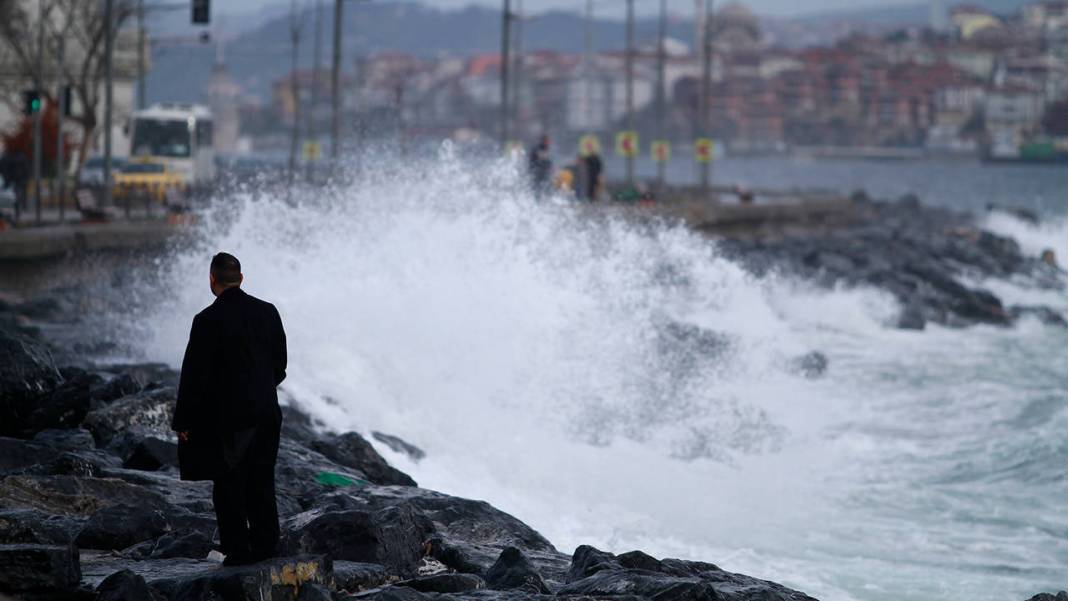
[144,0,1038,106]
[796,0,1033,24]
[145,2,684,106]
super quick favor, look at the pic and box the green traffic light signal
[30,98,41,113]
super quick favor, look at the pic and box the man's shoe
[222,554,255,567]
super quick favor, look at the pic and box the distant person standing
[528,135,553,196]
[172,253,288,567]
[583,151,603,202]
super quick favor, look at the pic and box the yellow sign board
[302,140,321,161]
[579,134,601,156]
[695,138,714,163]
[616,131,639,158]
[651,140,671,163]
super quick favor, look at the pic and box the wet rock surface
[0,266,821,601]
[716,199,1066,329]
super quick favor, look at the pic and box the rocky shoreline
[714,194,1065,331]
[1,195,1066,601]
[0,294,819,600]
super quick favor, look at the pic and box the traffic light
[22,90,41,116]
[192,0,209,24]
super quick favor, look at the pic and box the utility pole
[308,0,322,182]
[656,0,667,188]
[330,0,342,167]
[500,0,511,146]
[34,0,44,225]
[624,0,635,185]
[512,0,522,140]
[137,0,146,109]
[288,0,301,189]
[584,0,593,131]
[699,0,712,195]
[57,32,66,222]
[104,0,117,215]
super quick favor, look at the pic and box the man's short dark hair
[211,252,242,285]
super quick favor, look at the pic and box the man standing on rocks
[172,252,288,567]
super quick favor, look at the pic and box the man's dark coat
[173,287,287,481]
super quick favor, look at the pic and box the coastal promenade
[0,218,185,261]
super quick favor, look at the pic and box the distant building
[985,85,1046,157]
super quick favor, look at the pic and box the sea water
[107,151,1068,601]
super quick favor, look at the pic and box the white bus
[128,103,216,189]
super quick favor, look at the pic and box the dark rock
[297,582,335,601]
[82,387,176,447]
[20,450,118,478]
[372,432,426,462]
[483,547,550,594]
[17,371,94,437]
[100,363,179,391]
[88,373,141,409]
[567,544,620,582]
[789,351,828,379]
[0,543,81,591]
[95,569,155,601]
[280,403,322,445]
[0,437,61,474]
[74,503,172,550]
[167,554,332,601]
[333,560,392,592]
[149,529,212,559]
[897,303,927,330]
[81,553,332,600]
[0,328,63,437]
[1010,305,1068,327]
[558,569,718,600]
[561,547,817,601]
[32,428,95,452]
[0,474,172,517]
[311,432,417,487]
[326,487,566,581]
[1026,593,1068,601]
[0,509,85,545]
[281,505,433,576]
[397,573,485,593]
[122,437,179,471]
[617,550,663,572]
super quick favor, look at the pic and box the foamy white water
[112,154,1068,601]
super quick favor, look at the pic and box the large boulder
[311,432,417,487]
[396,573,485,593]
[560,546,817,601]
[74,503,172,551]
[333,560,393,593]
[0,438,62,475]
[0,329,61,421]
[95,569,155,601]
[0,474,173,518]
[32,428,95,452]
[0,543,81,592]
[281,504,433,576]
[82,387,176,447]
[483,547,550,594]
[122,437,179,472]
[0,509,85,545]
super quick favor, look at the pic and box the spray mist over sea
[101,151,1068,601]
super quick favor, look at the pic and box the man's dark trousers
[213,417,282,560]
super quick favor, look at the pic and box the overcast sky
[224,0,920,19]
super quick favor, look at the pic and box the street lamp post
[656,0,667,189]
[624,0,635,185]
[500,0,511,146]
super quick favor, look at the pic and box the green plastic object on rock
[315,471,369,488]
